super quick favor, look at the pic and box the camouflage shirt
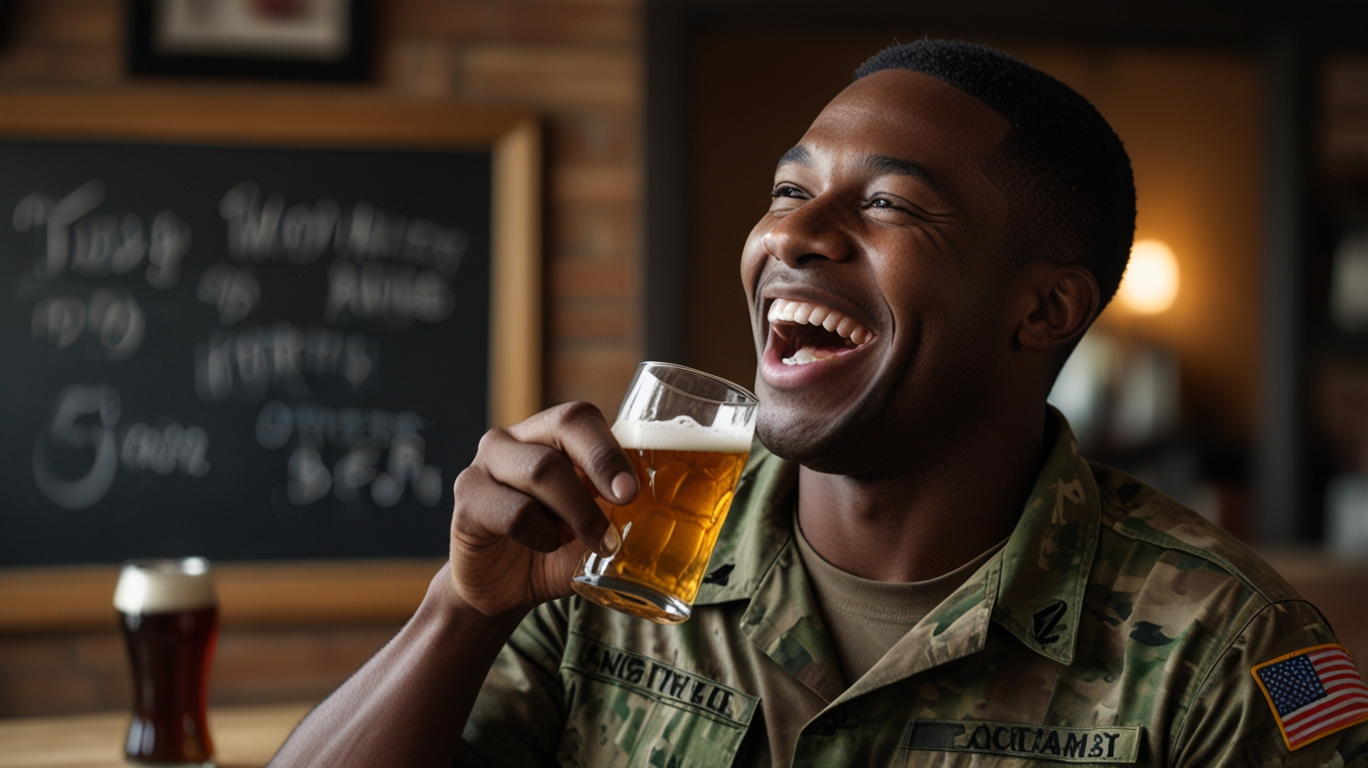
[461,417,1368,766]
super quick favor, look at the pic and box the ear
[1014,262,1100,352]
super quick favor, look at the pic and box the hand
[448,402,638,617]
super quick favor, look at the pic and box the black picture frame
[129,0,371,81]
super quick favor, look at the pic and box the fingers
[506,402,639,506]
[452,466,564,553]
[462,402,636,557]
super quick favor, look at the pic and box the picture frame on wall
[129,0,371,81]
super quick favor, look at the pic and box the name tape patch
[1251,643,1368,752]
[902,719,1140,763]
[563,631,757,728]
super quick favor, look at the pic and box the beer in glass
[114,558,218,767]
[573,362,757,623]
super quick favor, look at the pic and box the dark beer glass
[114,558,218,767]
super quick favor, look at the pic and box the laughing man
[273,40,1368,767]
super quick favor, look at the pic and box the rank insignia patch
[1251,643,1368,751]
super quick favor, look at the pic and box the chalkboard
[0,95,542,569]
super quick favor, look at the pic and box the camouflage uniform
[461,418,1368,766]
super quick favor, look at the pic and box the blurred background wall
[5,0,1368,721]
[0,0,642,717]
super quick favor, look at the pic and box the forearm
[270,565,529,768]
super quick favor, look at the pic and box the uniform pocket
[558,634,758,767]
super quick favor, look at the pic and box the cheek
[881,251,995,347]
[875,241,945,315]
[739,220,772,304]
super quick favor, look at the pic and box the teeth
[766,298,873,346]
[782,347,838,366]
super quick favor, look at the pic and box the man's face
[741,69,1018,472]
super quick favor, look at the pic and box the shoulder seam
[1166,597,1312,765]
[1098,496,1280,603]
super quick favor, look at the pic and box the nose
[761,195,854,268]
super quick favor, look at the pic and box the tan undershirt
[794,513,1007,686]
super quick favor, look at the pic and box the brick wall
[0,0,642,717]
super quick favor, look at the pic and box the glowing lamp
[1117,239,1180,315]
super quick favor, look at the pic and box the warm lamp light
[1117,239,1180,314]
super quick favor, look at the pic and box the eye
[768,184,808,213]
[865,196,902,210]
[862,194,926,221]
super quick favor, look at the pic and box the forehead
[794,69,1011,171]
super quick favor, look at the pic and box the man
[273,40,1368,767]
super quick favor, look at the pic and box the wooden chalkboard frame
[0,91,541,631]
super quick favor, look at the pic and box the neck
[796,405,1050,582]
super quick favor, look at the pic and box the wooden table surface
[0,703,311,768]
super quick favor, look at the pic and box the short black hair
[855,39,1136,309]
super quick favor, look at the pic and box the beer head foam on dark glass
[114,558,215,614]
[854,39,1136,311]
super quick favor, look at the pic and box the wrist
[420,563,530,641]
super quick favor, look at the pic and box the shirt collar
[695,409,1100,669]
[694,442,797,606]
[989,412,1101,665]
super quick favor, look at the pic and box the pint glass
[113,558,218,767]
[573,362,757,623]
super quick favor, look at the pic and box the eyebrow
[775,145,947,200]
[777,145,810,167]
[863,154,945,197]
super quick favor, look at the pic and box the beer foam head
[612,415,753,453]
[113,558,216,614]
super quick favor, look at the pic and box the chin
[755,404,870,475]
[756,419,817,463]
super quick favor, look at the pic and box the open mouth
[767,298,875,366]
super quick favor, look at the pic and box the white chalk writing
[288,447,331,505]
[120,422,210,477]
[324,261,454,327]
[32,385,121,511]
[259,402,441,508]
[31,288,145,360]
[196,263,260,325]
[32,385,211,510]
[219,182,466,276]
[195,324,376,403]
[255,401,423,451]
[13,182,190,289]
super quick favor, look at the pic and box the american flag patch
[1251,643,1368,751]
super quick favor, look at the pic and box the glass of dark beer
[573,362,757,624]
[113,557,219,767]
